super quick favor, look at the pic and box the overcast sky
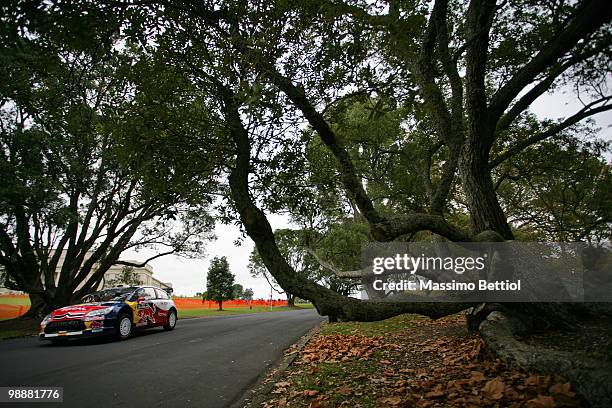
[124,87,612,298]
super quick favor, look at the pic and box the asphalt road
[0,309,324,408]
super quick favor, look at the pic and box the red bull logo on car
[137,303,157,325]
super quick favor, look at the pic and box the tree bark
[22,293,49,319]
[479,310,612,407]
[287,293,295,307]
[459,142,514,239]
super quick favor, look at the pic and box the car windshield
[81,288,136,303]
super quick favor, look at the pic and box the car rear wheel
[164,310,177,331]
[117,313,133,340]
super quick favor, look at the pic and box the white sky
[124,86,612,298]
[124,214,293,298]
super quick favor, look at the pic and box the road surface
[0,309,324,408]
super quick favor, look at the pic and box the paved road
[0,309,323,408]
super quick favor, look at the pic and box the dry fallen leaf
[549,382,575,397]
[526,394,555,408]
[274,381,291,388]
[380,395,403,406]
[424,390,445,399]
[337,386,353,396]
[469,371,486,382]
[482,378,505,400]
[524,375,541,387]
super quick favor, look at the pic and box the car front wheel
[164,310,177,331]
[116,314,133,340]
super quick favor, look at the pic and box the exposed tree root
[479,310,612,407]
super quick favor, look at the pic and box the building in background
[0,251,172,295]
[103,262,172,291]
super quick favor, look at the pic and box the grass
[0,296,30,306]
[0,318,39,340]
[178,304,313,319]
[261,313,421,407]
[290,360,381,407]
[319,313,419,336]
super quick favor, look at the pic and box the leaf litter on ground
[261,313,584,407]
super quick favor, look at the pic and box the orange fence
[0,304,29,319]
[173,298,288,309]
[0,295,287,319]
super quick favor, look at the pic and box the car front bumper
[39,318,118,340]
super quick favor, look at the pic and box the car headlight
[41,314,51,326]
[83,307,113,320]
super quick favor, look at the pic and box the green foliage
[232,283,244,300]
[496,134,611,241]
[242,288,254,301]
[205,257,235,308]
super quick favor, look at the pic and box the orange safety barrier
[173,298,288,309]
[0,295,288,318]
[0,304,29,319]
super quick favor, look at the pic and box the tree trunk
[459,140,514,239]
[287,293,295,307]
[218,300,223,311]
[22,293,49,319]
[479,309,612,407]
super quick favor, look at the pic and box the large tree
[110,0,611,317]
[102,0,610,402]
[0,7,217,316]
[205,256,235,311]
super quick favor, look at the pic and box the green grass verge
[178,304,313,319]
[0,296,30,306]
[0,318,39,340]
[291,359,381,407]
[319,313,420,337]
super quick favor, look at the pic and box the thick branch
[261,61,470,241]
[489,99,612,168]
[464,0,497,140]
[222,85,472,321]
[488,0,612,125]
[262,64,383,225]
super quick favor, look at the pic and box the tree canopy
[0,6,217,314]
[205,256,235,310]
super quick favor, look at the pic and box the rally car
[39,286,177,342]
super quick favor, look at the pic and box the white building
[103,262,172,291]
[0,251,172,294]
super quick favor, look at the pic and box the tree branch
[490,97,612,168]
[113,250,177,268]
[260,61,384,226]
[488,0,612,126]
[495,42,608,133]
[222,84,473,320]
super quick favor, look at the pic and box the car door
[154,288,171,326]
[135,287,158,327]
